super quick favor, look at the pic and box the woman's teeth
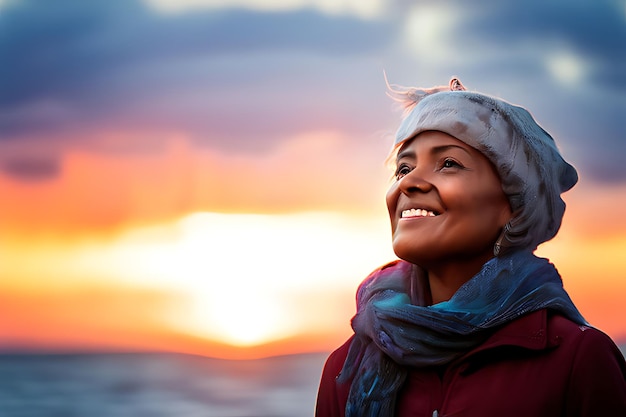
[401,208,436,218]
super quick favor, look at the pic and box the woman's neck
[426,255,493,304]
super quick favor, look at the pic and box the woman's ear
[499,203,514,228]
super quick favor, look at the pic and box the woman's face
[386,131,512,268]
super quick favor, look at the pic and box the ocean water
[0,352,328,417]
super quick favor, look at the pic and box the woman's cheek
[386,182,400,230]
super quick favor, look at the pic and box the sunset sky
[1,0,625,359]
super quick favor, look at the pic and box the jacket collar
[460,309,560,361]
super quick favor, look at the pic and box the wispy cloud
[0,0,395,152]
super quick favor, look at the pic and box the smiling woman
[315,78,626,417]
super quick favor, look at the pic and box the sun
[185,289,290,347]
[152,211,393,347]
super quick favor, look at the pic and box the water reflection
[0,352,327,417]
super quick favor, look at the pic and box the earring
[493,222,512,257]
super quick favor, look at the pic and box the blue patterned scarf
[338,251,586,417]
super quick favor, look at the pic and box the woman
[315,78,626,417]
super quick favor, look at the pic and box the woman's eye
[441,158,462,169]
[395,164,412,179]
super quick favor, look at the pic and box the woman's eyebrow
[431,144,472,157]
[396,144,472,162]
[396,148,415,161]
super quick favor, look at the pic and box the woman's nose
[399,168,433,194]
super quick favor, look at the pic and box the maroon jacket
[316,309,626,417]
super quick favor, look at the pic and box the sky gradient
[1,0,625,358]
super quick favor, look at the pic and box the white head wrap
[391,78,577,251]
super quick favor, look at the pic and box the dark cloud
[0,0,394,144]
[557,93,626,184]
[1,157,60,181]
[457,0,626,89]
[1,0,624,182]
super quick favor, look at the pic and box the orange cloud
[0,131,392,241]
